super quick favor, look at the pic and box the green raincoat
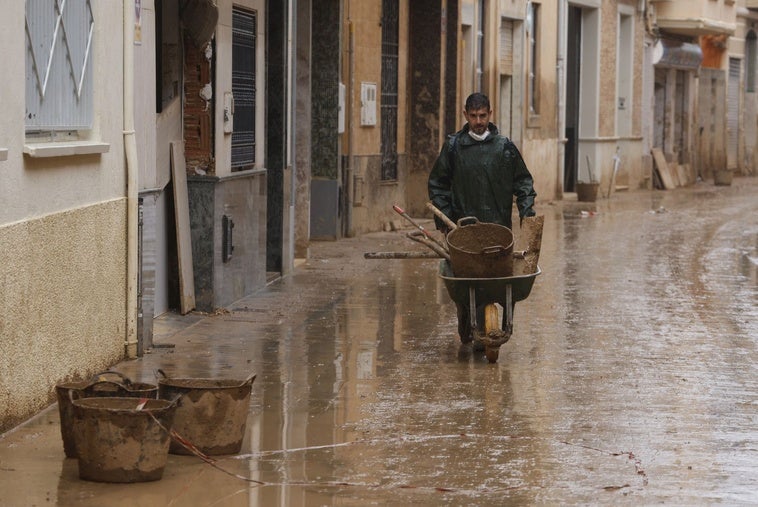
[428,123,536,230]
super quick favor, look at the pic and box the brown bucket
[56,371,158,458]
[576,181,600,202]
[157,371,256,455]
[72,397,176,483]
[446,217,514,278]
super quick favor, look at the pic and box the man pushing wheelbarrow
[428,93,542,361]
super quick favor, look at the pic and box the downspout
[556,0,567,198]
[123,1,139,358]
[289,0,297,268]
[346,13,355,237]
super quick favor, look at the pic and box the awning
[653,39,703,70]
[181,0,219,48]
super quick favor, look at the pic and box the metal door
[564,6,581,192]
[231,8,257,171]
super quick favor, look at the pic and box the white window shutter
[25,0,94,131]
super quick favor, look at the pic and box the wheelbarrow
[438,259,541,363]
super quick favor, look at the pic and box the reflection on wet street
[1,179,756,505]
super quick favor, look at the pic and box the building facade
[0,0,298,433]
[1,1,130,432]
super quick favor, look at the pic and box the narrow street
[1,178,756,506]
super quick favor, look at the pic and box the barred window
[526,2,540,116]
[25,0,94,133]
[746,31,757,93]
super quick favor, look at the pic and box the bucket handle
[456,216,480,228]
[480,245,508,256]
[89,370,134,387]
[84,380,134,394]
[243,373,257,387]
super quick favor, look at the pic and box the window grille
[381,0,399,181]
[746,31,756,93]
[231,8,257,171]
[25,0,94,132]
[499,19,513,75]
[527,2,539,116]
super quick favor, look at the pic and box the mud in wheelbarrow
[438,260,541,362]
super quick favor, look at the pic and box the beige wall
[734,8,758,175]
[0,200,127,432]
[0,3,129,432]
[653,0,737,32]
[344,0,411,233]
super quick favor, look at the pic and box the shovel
[425,201,457,232]
[392,204,448,252]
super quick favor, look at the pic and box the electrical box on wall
[360,82,377,126]
[223,92,234,134]
[222,214,234,262]
[338,83,345,133]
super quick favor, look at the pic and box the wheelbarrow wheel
[483,304,501,363]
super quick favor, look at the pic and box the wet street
[1,178,756,506]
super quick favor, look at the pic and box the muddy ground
[1,177,756,506]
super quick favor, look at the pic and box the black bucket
[56,371,158,458]
[446,217,514,278]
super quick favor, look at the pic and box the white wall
[0,3,126,226]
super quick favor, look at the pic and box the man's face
[463,107,491,135]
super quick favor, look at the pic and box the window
[526,2,540,117]
[25,0,94,134]
[746,30,756,93]
[231,7,257,171]
[380,0,399,181]
[617,11,634,136]
[155,0,181,113]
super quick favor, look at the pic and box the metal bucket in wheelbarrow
[446,217,514,278]
[156,370,256,455]
[56,371,158,458]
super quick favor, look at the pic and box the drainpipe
[289,0,297,269]
[346,17,355,237]
[556,0,567,198]
[123,1,139,358]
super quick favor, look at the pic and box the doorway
[564,6,581,192]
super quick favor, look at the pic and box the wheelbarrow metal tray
[438,260,541,307]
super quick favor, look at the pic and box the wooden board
[170,141,196,315]
[651,148,677,190]
[514,215,544,276]
[670,163,682,187]
[677,163,690,186]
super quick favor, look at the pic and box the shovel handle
[425,202,457,231]
[394,204,449,252]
